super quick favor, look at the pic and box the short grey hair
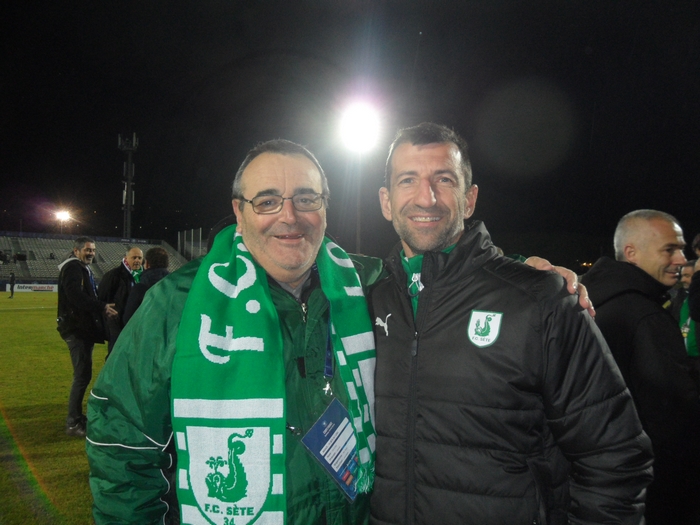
[73,237,95,251]
[231,139,330,209]
[613,209,680,261]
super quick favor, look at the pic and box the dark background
[2,1,698,268]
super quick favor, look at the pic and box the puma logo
[375,314,391,336]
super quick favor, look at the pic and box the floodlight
[56,210,71,233]
[340,102,380,153]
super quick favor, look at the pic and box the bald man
[98,247,143,356]
[581,209,700,525]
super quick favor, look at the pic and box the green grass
[0,292,107,524]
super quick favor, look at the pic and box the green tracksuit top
[86,254,385,525]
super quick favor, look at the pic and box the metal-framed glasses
[238,192,327,215]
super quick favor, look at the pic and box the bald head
[126,247,143,271]
[613,210,686,286]
[614,210,680,260]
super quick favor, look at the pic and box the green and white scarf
[171,225,376,525]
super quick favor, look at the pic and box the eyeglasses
[238,193,327,215]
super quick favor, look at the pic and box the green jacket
[86,254,385,525]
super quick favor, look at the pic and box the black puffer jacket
[369,222,652,525]
[581,256,700,455]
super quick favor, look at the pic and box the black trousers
[64,334,94,425]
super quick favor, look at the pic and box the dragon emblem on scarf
[205,429,254,503]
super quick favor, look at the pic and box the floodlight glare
[56,211,70,221]
[340,102,380,152]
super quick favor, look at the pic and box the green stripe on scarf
[171,225,376,525]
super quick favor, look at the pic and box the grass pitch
[0,292,107,524]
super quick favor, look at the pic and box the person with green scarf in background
[97,246,144,357]
[678,259,700,386]
[86,138,589,525]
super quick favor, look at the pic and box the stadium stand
[0,232,187,284]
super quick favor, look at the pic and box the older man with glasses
[87,139,383,525]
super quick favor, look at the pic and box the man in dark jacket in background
[98,246,143,355]
[369,123,653,525]
[665,259,694,321]
[676,259,700,386]
[581,209,700,525]
[57,237,117,437]
[122,246,170,324]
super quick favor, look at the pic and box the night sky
[2,1,699,267]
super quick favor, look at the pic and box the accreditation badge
[301,399,359,501]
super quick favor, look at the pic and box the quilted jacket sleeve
[86,260,200,525]
[541,290,654,525]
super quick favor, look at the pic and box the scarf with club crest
[171,225,376,525]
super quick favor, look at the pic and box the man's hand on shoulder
[524,256,595,317]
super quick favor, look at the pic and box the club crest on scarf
[181,425,276,525]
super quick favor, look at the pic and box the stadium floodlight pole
[340,101,380,254]
[56,211,70,234]
[118,132,139,239]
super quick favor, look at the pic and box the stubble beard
[393,214,464,255]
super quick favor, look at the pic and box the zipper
[301,302,308,323]
[404,253,432,525]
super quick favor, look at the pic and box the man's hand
[105,303,118,318]
[524,256,595,317]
